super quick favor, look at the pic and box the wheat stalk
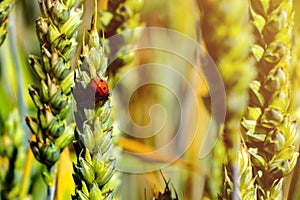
[98,0,143,77]
[241,0,299,198]
[72,4,119,199]
[25,0,82,199]
[197,0,257,198]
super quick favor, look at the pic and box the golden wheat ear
[240,0,299,198]
[197,0,256,198]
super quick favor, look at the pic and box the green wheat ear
[25,0,82,198]
[98,0,143,77]
[0,109,25,199]
[0,0,15,46]
[197,0,256,198]
[241,0,299,198]
[72,6,119,199]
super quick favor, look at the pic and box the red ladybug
[90,78,109,101]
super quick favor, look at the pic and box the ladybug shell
[90,78,109,99]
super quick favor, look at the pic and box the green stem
[46,165,57,200]
[7,10,29,143]
[8,13,24,118]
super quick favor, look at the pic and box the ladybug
[90,78,109,101]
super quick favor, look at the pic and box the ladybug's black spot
[103,87,107,90]
[100,79,104,82]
